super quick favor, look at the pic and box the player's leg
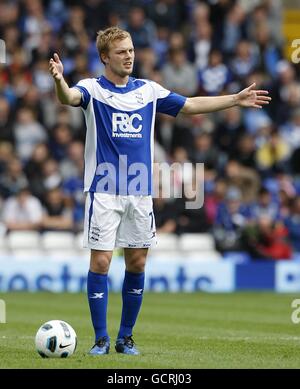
[114,195,155,355]
[83,193,122,355]
[115,248,148,355]
[87,249,113,355]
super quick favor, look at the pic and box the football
[35,320,77,358]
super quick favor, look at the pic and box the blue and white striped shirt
[74,75,186,195]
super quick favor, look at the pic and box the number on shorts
[149,211,154,230]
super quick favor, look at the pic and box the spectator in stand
[48,123,73,162]
[147,0,183,30]
[192,131,225,172]
[162,47,197,97]
[224,159,260,204]
[251,187,280,222]
[279,107,300,152]
[63,173,85,233]
[208,0,232,46]
[0,157,28,199]
[243,214,292,260]
[290,147,300,177]
[188,20,212,71]
[252,22,281,78]
[20,85,45,127]
[243,103,272,136]
[151,26,170,68]
[81,0,110,34]
[2,22,20,61]
[126,6,156,49]
[278,188,293,219]
[60,5,88,58]
[213,186,252,252]
[256,127,290,175]
[0,142,14,176]
[22,0,49,56]
[5,48,31,102]
[270,60,299,125]
[45,0,68,33]
[42,187,73,232]
[61,142,85,232]
[60,140,84,181]
[284,197,300,253]
[0,97,14,143]
[13,107,47,162]
[68,52,91,86]
[54,107,82,138]
[24,143,50,199]
[32,58,54,97]
[204,177,227,226]
[247,2,283,52]
[168,31,185,51]
[231,133,257,170]
[153,188,178,234]
[230,40,257,81]
[214,106,244,153]
[170,147,194,199]
[2,186,43,231]
[174,176,210,235]
[40,158,62,193]
[192,1,210,27]
[222,2,246,57]
[198,49,231,96]
[135,47,157,80]
[262,169,296,203]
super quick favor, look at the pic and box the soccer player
[49,27,270,355]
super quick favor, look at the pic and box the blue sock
[87,270,109,342]
[118,271,145,339]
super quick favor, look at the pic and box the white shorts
[83,193,157,250]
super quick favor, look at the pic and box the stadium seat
[11,249,45,259]
[0,234,6,251]
[152,233,178,251]
[75,232,86,250]
[41,232,75,251]
[178,233,215,252]
[7,231,40,250]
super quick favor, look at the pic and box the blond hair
[96,27,131,65]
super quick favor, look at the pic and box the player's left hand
[236,82,271,109]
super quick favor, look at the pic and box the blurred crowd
[0,0,300,260]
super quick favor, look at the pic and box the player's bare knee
[90,250,112,274]
[124,248,147,273]
[126,256,147,273]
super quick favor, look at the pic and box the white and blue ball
[35,320,77,358]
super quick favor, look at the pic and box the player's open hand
[49,53,64,81]
[236,83,271,109]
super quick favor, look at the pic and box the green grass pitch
[0,292,300,369]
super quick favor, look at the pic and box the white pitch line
[3,335,300,342]
[195,335,300,342]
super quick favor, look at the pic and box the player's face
[106,37,135,78]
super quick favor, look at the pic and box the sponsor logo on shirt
[112,113,143,138]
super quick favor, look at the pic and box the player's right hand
[49,53,64,81]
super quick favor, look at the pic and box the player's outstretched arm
[181,83,271,115]
[49,53,81,106]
